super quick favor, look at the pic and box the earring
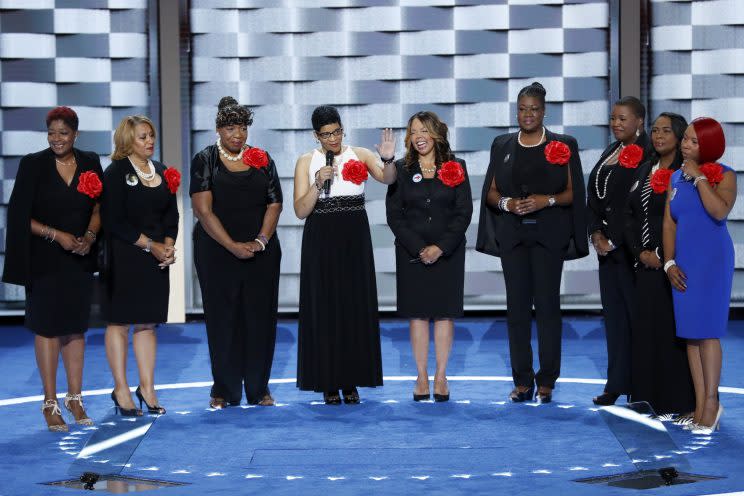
[635,129,640,137]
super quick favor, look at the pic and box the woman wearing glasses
[293,105,396,404]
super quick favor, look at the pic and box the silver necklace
[216,138,246,162]
[128,156,156,181]
[517,126,545,148]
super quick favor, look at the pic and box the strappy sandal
[209,397,227,409]
[342,388,360,404]
[64,393,94,425]
[323,391,342,405]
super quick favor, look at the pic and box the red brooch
[341,159,369,185]
[163,167,181,194]
[438,160,465,188]
[618,144,644,169]
[242,147,269,169]
[77,171,103,199]
[544,141,571,166]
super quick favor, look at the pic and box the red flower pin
[77,170,103,199]
[700,162,724,185]
[618,144,644,169]
[242,147,269,168]
[544,141,571,165]
[341,159,369,185]
[164,167,181,194]
[438,160,465,188]
[650,168,673,194]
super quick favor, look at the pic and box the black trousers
[501,230,565,389]
[598,256,635,395]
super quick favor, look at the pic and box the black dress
[476,130,588,389]
[191,145,282,405]
[624,160,695,414]
[385,158,472,318]
[297,147,383,393]
[2,148,103,336]
[101,158,179,324]
[587,133,649,396]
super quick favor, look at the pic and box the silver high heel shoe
[64,393,94,426]
[42,399,69,433]
[691,404,723,435]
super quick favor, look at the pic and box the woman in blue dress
[663,117,734,433]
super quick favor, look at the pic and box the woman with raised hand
[293,105,396,405]
[102,115,180,416]
[477,82,588,404]
[625,112,695,417]
[3,106,103,431]
[663,117,734,434]
[191,97,282,409]
[587,96,650,406]
[386,111,472,402]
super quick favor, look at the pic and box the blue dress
[669,165,734,338]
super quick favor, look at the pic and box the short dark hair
[215,96,254,128]
[614,96,646,120]
[46,106,79,131]
[517,82,546,107]
[311,105,342,131]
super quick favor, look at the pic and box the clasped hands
[591,232,615,257]
[58,231,94,256]
[419,245,443,265]
[508,195,551,216]
[150,242,176,268]
[229,240,264,260]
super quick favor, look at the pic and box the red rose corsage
[650,168,673,194]
[438,160,465,188]
[700,162,724,186]
[341,159,369,185]
[544,140,571,165]
[163,167,181,194]
[618,144,644,169]
[242,147,269,169]
[77,170,103,199]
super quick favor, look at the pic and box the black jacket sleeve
[564,135,589,260]
[623,163,648,261]
[1,153,41,286]
[189,148,213,196]
[436,159,473,256]
[156,162,180,241]
[265,152,283,204]
[102,160,141,244]
[386,161,428,257]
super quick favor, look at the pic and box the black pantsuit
[587,134,649,396]
[191,145,282,405]
[477,130,588,390]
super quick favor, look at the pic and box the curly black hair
[215,96,254,128]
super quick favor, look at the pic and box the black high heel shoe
[110,391,143,417]
[509,385,535,403]
[413,392,430,402]
[323,391,342,405]
[135,387,166,414]
[535,386,552,404]
[592,392,622,406]
[342,388,360,404]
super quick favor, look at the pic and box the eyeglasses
[317,128,344,140]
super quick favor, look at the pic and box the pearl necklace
[594,144,624,200]
[128,156,156,181]
[216,138,246,162]
[517,126,546,148]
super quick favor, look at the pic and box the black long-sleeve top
[102,158,179,244]
[586,133,650,260]
[386,157,473,257]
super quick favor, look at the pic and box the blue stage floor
[0,317,742,495]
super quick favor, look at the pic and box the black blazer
[587,133,650,262]
[2,147,102,287]
[386,157,473,257]
[476,129,588,260]
[623,157,681,265]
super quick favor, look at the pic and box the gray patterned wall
[648,0,744,300]
[0,1,151,308]
[188,0,612,311]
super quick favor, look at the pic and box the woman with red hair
[663,117,734,434]
[2,106,103,431]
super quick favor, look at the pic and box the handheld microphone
[324,150,334,195]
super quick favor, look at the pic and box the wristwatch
[547,196,556,207]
